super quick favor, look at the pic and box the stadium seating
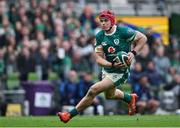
[7,73,20,90]
[28,73,39,81]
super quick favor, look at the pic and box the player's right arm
[95,53,112,68]
[94,40,112,67]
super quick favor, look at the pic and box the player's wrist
[111,62,114,67]
[130,50,137,56]
[111,60,115,67]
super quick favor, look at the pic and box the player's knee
[87,86,99,98]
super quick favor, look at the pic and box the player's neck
[105,25,116,35]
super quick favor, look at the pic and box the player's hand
[112,61,126,68]
[127,52,135,65]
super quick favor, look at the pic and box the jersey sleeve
[94,33,103,53]
[121,27,136,42]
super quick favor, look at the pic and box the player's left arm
[128,31,147,63]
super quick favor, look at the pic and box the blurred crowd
[0,0,179,116]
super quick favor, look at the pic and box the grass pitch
[0,115,179,127]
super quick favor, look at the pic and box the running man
[57,9,147,123]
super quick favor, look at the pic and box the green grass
[0,115,179,127]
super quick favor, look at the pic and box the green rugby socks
[122,93,132,103]
[69,108,79,118]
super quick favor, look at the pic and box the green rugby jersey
[94,25,136,73]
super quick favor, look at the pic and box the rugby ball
[113,51,130,67]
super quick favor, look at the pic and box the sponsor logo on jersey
[114,39,119,45]
[108,46,115,53]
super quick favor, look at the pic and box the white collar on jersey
[105,25,117,36]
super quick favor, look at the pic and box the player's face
[99,18,111,30]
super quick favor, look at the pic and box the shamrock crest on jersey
[114,39,119,45]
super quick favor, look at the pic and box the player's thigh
[91,76,114,94]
